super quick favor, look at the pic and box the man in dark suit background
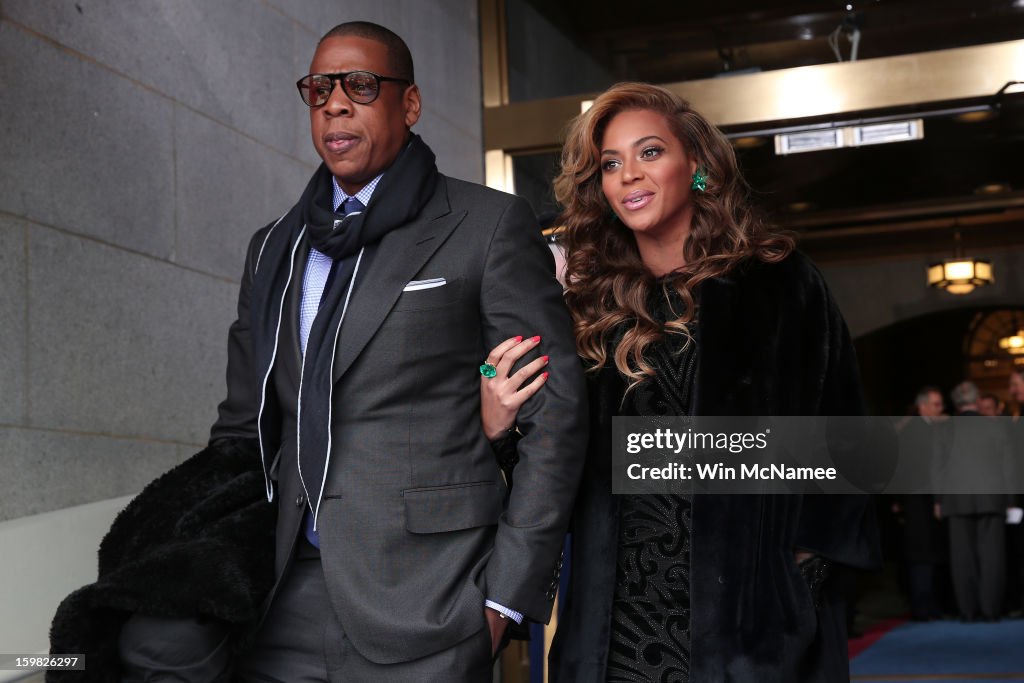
[935,381,1013,621]
[1007,370,1024,615]
[895,386,947,620]
[118,21,587,682]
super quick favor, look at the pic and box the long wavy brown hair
[554,82,794,386]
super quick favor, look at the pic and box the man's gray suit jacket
[936,412,1015,516]
[210,174,588,664]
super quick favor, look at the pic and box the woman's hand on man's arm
[480,335,550,440]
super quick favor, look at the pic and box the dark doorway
[856,307,1024,415]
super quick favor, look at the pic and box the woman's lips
[622,190,654,211]
[324,132,357,154]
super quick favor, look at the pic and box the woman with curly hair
[480,82,879,682]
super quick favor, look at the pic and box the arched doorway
[856,307,1024,415]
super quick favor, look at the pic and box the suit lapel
[331,179,467,383]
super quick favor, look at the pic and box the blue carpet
[850,618,1024,679]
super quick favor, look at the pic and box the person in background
[935,381,1013,622]
[978,393,1004,417]
[893,386,947,621]
[1006,370,1024,616]
[1011,370,1024,416]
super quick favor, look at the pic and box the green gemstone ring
[479,362,498,378]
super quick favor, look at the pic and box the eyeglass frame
[295,70,412,107]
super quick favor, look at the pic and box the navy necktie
[320,197,364,306]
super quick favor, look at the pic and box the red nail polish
[531,335,541,343]
[543,371,549,378]
[514,336,523,342]
[542,355,550,363]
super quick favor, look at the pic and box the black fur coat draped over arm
[47,437,276,683]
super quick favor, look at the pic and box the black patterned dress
[606,290,698,683]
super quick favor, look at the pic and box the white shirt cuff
[484,599,524,624]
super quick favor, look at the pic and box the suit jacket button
[546,589,556,600]
[295,493,305,507]
[333,219,343,230]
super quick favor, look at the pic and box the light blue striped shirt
[298,175,380,355]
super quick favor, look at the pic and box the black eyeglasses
[296,71,411,107]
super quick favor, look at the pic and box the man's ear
[404,84,422,128]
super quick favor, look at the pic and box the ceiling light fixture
[926,231,993,295]
[731,83,1012,156]
[732,136,766,149]
[1000,331,1024,354]
[954,109,996,123]
[728,101,992,153]
[774,118,923,155]
[998,312,1024,355]
[974,182,1012,195]
[853,120,923,146]
[776,128,843,154]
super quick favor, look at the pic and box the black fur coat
[47,438,275,682]
[549,253,881,683]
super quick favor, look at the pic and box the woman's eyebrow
[601,135,666,156]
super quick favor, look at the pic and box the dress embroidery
[607,288,697,683]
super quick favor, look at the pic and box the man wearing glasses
[118,20,586,682]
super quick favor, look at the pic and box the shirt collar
[332,174,383,212]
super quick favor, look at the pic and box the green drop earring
[691,166,708,192]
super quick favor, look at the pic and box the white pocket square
[403,278,447,291]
